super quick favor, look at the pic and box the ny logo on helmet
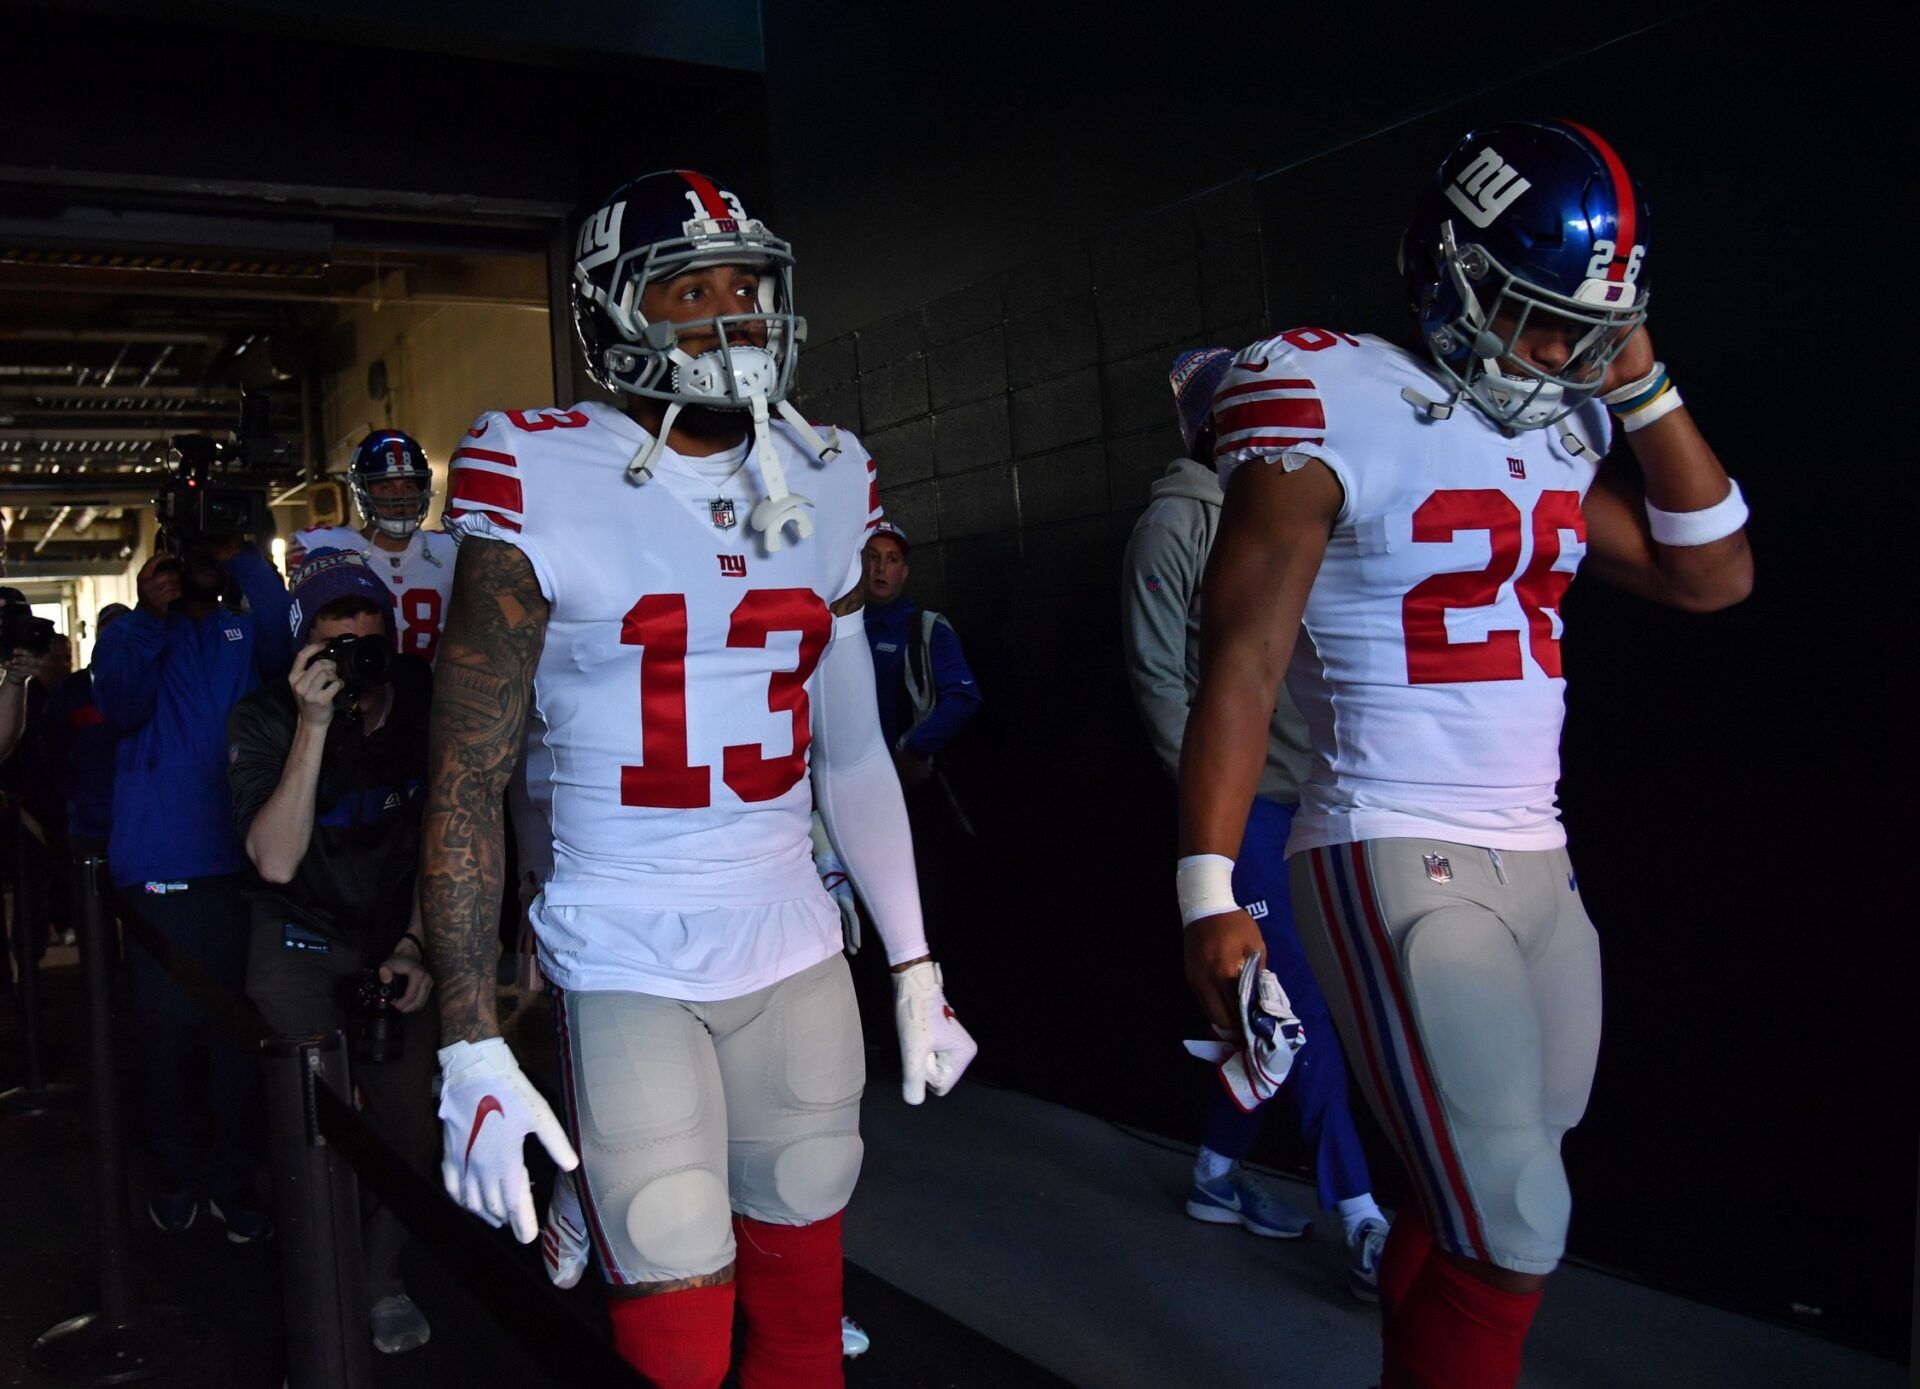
[1445,148,1532,229]
[576,203,624,274]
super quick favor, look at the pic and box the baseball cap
[867,520,910,553]
[1169,348,1236,455]
[288,548,395,647]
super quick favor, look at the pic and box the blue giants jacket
[93,547,293,887]
[864,596,982,760]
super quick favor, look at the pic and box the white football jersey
[446,400,881,999]
[1214,331,1612,854]
[286,524,456,664]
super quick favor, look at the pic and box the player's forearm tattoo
[421,539,548,1045]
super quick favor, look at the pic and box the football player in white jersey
[1178,120,1752,1388]
[286,430,455,664]
[420,170,975,1389]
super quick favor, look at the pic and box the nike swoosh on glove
[1183,956,1306,1113]
[892,961,977,1105]
[437,1037,579,1243]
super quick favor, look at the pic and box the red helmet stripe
[1559,120,1636,281]
[676,170,732,220]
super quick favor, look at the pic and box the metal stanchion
[2,804,79,1116]
[261,1030,373,1389]
[31,856,203,1384]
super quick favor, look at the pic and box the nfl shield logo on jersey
[1424,853,1453,884]
[710,498,737,530]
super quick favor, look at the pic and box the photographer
[92,532,291,1240]
[228,548,436,1355]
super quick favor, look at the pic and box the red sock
[1378,1203,1434,1315]
[1389,1255,1543,1389]
[606,1283,736,1389]
[732,1212,844,1389]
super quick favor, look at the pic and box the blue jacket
[93,547,293,886]
[40,668,118,841]
[864,596,981,759]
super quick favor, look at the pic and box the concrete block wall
[788,180,1276,1131]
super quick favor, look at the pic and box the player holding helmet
[287,430,454,664]
[421,170,975,1388]
[1178,120,1752,1387]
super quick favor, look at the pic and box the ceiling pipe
[33,505,73,553]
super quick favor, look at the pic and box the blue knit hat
[1169,348,1235,455]
[288,548,394,647]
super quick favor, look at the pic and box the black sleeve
[226,688,294,845]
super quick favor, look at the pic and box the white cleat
[1347,1217,1390,1302]
[841,1315,870,1358]
[542,1168,590,1290]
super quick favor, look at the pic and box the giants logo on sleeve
[1445,147,1532,228]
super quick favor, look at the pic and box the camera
[154,390,295,555]
[1,588,56,657]
[344,969,404,1063]
[317,632,390,703]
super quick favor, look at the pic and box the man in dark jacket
[859,521,981,790]
[93,537,291,1239]
[40,604,131,860]
[229,548,436,1354]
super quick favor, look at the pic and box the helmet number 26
[1584,240,1646,284]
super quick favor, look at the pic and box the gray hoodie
[1120,457,1311,805]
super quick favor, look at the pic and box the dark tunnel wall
[781,4,1910,1358]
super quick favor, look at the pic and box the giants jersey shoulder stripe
[445,400,878,998]
[1213,330,1612,853]
[288,524,455,664]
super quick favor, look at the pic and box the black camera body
[344,969,404,1063]
[154,391,295,555]
[0,587,56,657]
[318,632,390,703]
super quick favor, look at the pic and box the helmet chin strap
[623,338,845,551]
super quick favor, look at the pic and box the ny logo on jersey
[1445,147,1532,228]
[1246,900,1270,920]
[717,555,747,578]
[1507,457,1526,479]
[575,203,624,274]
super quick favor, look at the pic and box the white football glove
[437,1037,579,1243]
[892,961,977,1104]
[1183,956,1306,1112]
[809,811,861,954]
[541,1166,590,1290]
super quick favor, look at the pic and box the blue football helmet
[348,430,432,539]
[1399,119,1651,432]
[570,170,804,412]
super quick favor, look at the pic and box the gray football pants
[553,952,866,1288]
[1292,839,1602,1275]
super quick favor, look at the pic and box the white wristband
[1619,383,1684,432]
[1176,854,1238,928]
[1646,479,1748,547]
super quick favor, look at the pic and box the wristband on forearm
[1645,479,1748,547]
[1176,854,1238,928]
[1602,361,1684,433]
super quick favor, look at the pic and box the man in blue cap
[1121,349,1389,1298]
[227,547,438,1353]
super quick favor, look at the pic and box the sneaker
[542,1169,590,1290]
[370,1293,431,1354]
[841,1315,870,1358]
[208,1193,274,1245]
[1346,1217,1390,1302]
[147,1189,198,1233]
[1184,1170,1312,1239]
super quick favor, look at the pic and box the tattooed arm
[421,538,549,1045]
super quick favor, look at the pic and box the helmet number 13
[618,589,831,808]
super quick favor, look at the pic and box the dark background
[3,0,1907,1361]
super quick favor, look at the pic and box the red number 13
[619,589,832,808]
